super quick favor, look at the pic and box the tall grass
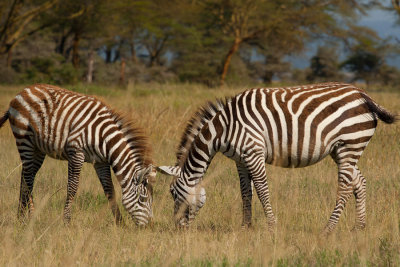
[0,83,399,266]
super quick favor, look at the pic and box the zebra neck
[180,118,225,186]
[105,135,142,187]
[113,156,142,186]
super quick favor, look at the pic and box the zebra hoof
[63,215,72,225]
[351,223,366,232]
[241,223,252,229]
[321,225,335,237]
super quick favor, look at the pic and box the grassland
[0,83,399,266]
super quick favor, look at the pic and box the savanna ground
[0,83,399,266]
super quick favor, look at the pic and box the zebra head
[157,166,206,227]
[122,165,155,226]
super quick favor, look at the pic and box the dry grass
[0,83,399,266]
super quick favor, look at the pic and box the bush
[0,65,20,84]
[16,54,81,85]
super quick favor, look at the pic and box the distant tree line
[0,0,399,87]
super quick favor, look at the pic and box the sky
[290,3,400,69]
[359,7,399,39]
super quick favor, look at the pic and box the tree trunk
[393,0,400,15]
[6,45,13,68]
[86,49,94,83]
[220,38,241,86]
[72,31,80,68]
[264,71,273,84]
[119,58,126,84]
[56,28,72,56]
[105,46,112,63]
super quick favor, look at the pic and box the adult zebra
[0,84,155,226]
[157,82,396,234]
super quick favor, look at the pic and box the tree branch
[392,0,400,15]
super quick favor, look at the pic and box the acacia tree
[47,0,117,69]
[201,0,371,86]
[138,0,185,67]
[307,46,342,82]
[341,44,383,86]
[0,0,58,67]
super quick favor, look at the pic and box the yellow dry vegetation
[0,84,399,266]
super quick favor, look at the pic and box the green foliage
[307,46,344,82]
[342,50,382,74]
[0,0,399,86]
[173,50,221,86]
[0,65,19,84]
[377,64,400,86]
[21,55,80,85]
[341,44,385,85]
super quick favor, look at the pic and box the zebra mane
[176,98,227,167]
[112,112,153,168]
[42,84,154,168]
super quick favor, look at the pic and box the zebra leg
[94,163,123,225]
[236,163,253,227]
[245,155,276,231]
[323,162,356,235]
[18,150,45,220]
[353,166,366,230]
[63,150,84,224]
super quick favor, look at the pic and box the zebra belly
[263,137,332,168]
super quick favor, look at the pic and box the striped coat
[0,84,155,226]
[157,82,396,234]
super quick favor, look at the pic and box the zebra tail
[361,93,397,124]
[0,110,9,128]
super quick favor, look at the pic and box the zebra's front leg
[94,163,123,225]
[64,150,84,224]
[323,163,355,235]
[245,155,276,232]
[236,163,253,227]
[17,151,45,221]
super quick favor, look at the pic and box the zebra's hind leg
[323,162,358,235]
[94,163,123,225]
[236,163,253,228]
[63,150,84,224]
[17,150,45,221]
[353,166,366,230]
[244,155,276,232]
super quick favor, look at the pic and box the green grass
[0,84,399,266]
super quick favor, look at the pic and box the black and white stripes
[0,84,155,225]
[158,82,396,233]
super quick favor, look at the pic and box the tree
[307,46,342,82]
[377,64,400,86]
[341,45,383,86]
[0,0,58,67]
[199,0,370,86]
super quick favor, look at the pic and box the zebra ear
[137,165,153,185]
[156,166,181,177]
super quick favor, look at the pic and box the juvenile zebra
[157,82,396,234]
[0,84,155,226]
